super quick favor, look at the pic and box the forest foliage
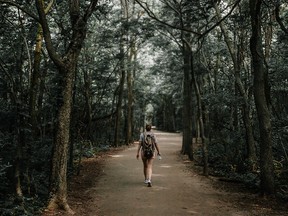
[0,0,288,215]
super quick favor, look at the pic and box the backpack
[142,132,155,159]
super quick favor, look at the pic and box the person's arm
[155,142,160,155]
[136,134,143,159]
[154,135,160,155]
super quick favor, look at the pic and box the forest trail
[67,131,288,216]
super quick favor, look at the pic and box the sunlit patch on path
[159,164,172,168]
[109,154,124,158]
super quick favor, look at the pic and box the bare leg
[142,158,148,180]
[146,158,154,181]
[141,151,154,185]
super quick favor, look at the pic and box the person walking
[136,124,160,187]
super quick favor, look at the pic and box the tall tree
[126,37,136,144]
[181,37,193,160]
[114,0,128,147]
[125,0,140,145]
[249,0,275,195]
[29,0,53,136]
[214,2,257,171]
[35,0,100,212]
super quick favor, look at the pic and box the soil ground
[65,131,288,216]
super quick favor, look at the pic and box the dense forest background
[0,0,288,215]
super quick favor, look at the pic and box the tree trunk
[13,28,27,204]
[191,57,208,176]
[37,55,48,118]
[249,0,275,195]
[47,64,75,213]
[214,3,257,170]
[126,44,135,145]
[115,0,128,147]
[15,107,25,203]
[29,24,42,136]
[83,68,92,140]
[36,0,100,212]
[114,69,125,147]
[181,41,193,160]
[29,0,53,136]
[114,39,126,147]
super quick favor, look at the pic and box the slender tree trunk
[37,54,48,117]
[29,0,53,136]
[126,71,133,145]
[125,1,135,144]
[115,0,128,147]
[83,68,92,140]
[181,41,193,160]
[126,46,134,145]
[214,3,257,170]
[13,27,27,204]
[114,67,125,147]
[249,0,275,195]
[15,108,25,203]
[191,57,208,176]
[114,39,126,147]
[29,24,42,135]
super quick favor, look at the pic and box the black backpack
[142,132,155,159]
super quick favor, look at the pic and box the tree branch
[134,0,201,36]
[44,0,54,14]
[35,0,64,68]
[0,0,39,21]
[199,0,242,39]
[134,0,242,39]
[83,0,100,22]
[275,2,288,35]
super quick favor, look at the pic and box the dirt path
[67,131,288,216]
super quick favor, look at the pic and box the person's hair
[146,124,152,131]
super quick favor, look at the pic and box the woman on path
[136,124,160,187]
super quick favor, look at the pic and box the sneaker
[147,180,152,187]
[144,179,149,184]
